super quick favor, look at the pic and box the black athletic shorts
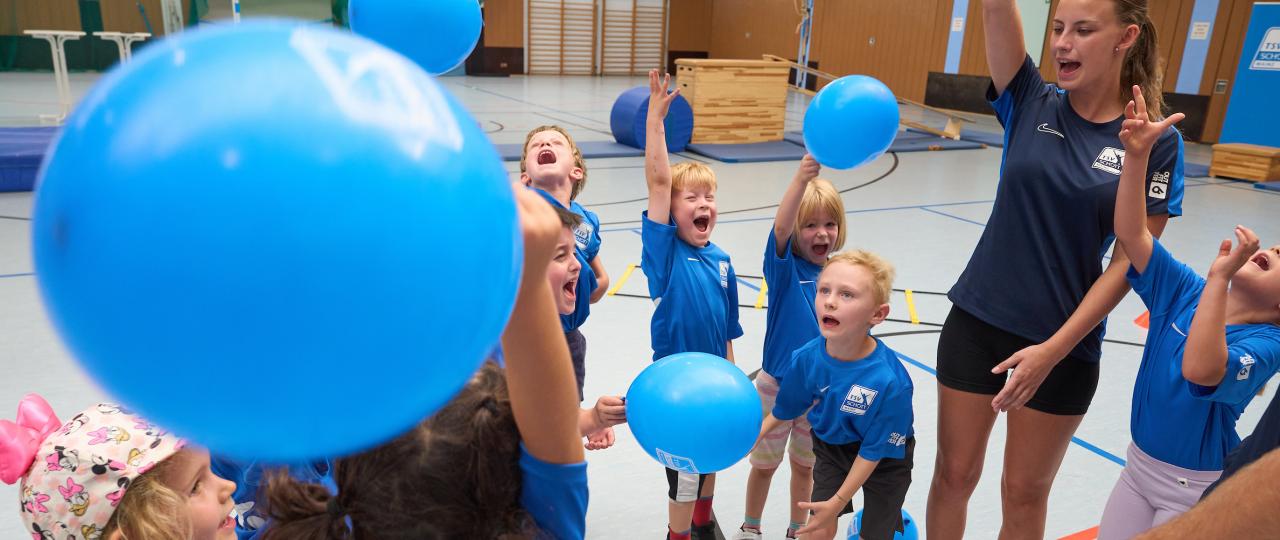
[936,306,1100,416]
[664,467,710,503]
[811,436,914,540]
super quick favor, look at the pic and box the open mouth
[812,243,830,258]
[1253,253,1271,271]
[220,513,235,530]
[821,315,840,329]
[1058,60,1081,76]
[563,277,578,302]
[537,149,557,165]
[693,216,710,233]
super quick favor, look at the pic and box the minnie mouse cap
[1,394,185,539]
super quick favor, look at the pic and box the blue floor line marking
[892,350,1127,467]
[0,272,33,279]
[601,199,995,233]
[736,277,760,292]
[919,206,987,227]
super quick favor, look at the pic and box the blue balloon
[349,0,482,75]
[626,352,762,474]
[32,21,519,461]
[802,75,899,170]
[849,509,919,540]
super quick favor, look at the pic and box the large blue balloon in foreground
[32,21,519,461]
[626,352,762,474]
[349,0,482,75]
[803,75,899,170]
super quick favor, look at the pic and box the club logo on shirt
[1036,123,1064,139]
[1237,353,1256,381]
[841,385,878,415]
[719,261,729,288]
[573,222,594,250]
[1092,147,1126,175]
[888,433,907,447]
[1148,171,1171,200]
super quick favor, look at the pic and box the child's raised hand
[512,183,562,275]
[1119,85,1184,156]
[647,69,680,120]
[1209,225,1261,279]
[591,395,627,428]
[795,153,821,183]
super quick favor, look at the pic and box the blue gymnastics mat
[684,140,809,163]
[1256,181,1280,192]
[785,130,986,154]
[1184,162,1210,178]
[494,140,645,162]
[905,127,1005,148]
[1,127,58,192]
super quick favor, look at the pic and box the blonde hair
[670,162,717,194]
[794,178,847,252]
[520,126,589,199]
[824,250,895,305]
[103,458,191,540]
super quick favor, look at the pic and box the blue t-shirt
[534,188,601,332]
[772,337,914,461]
[211,457,333,539]
[762,230,822,379]
[640,211,744,360]
[948,55,1185,363]
[1127,240,1280,471]
[519,445,589,540]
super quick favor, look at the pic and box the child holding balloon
[734,154,847,540]
[261,186,594,539]
[520,125,610,404]
[643,68,744,540]
[3,395,239,540]
[1096,86,1280,539]
[756,251,914,540]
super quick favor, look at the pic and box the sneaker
[730,525,762,540]
[692,520,721,540]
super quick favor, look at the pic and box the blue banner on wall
[1220,3,1280,147]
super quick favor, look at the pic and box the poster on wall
[1220,4,1280,147]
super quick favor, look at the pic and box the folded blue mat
[494,139,645,162]
[1184,162,1210,178]
[685,140,809,163]
[1,127,58,192]
[1256,181,1280,192]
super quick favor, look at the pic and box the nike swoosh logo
[799,280,814,284]
[819,385,830,393]
[1172,322,1187,337]
[687,257,699,262]
[1037,123,1064,139]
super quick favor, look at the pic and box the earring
[1114,47,1120,52]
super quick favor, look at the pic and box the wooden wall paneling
[3,0,82,33]
[1196,0,1242,95]
[809,0,951,102]
[485,0,525,48]
[959,0,987,76]
[668,0,710,51]
[708,0,799,61]
[1202,0,1259,142]
[529,0,596,75]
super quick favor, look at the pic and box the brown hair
[552,203,584,231]
[824,250,896,306]
[520,125,589,200]
[103,458,191,539]
[262,361,535,540]
[794,179,847,253]
[1114,0,1165,120]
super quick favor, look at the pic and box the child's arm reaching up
[773,154,821,257]
[1184,226,1261,386]
[1115,85,1185,274]
[645,69,680,225]
[503,186,585,465]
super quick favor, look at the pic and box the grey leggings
[1097,444,1222,539]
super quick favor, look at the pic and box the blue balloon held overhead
[32,21,518,461]
[349,0,482,75]
[803,75,899,170]
[626,352,762,474]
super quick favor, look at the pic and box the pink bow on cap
[0,394,63,484]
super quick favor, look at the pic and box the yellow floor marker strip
[754,278,768,309]
[905,289,919,325]
[607,263,638,296]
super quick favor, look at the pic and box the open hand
[1208,225,1260,280]
[1118,85,1185,156]
[647,69,681,120]
[991,343,1060,412]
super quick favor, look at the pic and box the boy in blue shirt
[520,125,610,403]
[759,250,914,540]
[1097,86,1280,538]
[644,69,744,540]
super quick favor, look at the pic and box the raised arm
[773,154,821,257]
[503,186,585,464]
[645,69,680,224]
[983,0,1028,95]
[1184,226,1260,386]
[1116,86,1185,273]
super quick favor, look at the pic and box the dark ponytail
[1116,0,1165,120]
[261,471,351,540]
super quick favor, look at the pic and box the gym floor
[1,71,1276,539]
